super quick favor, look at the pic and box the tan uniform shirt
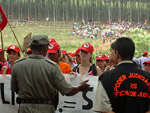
[11,54,72,113]
[93,81,112,112]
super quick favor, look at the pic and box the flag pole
[7,22,25,57]
[0,29,4,65]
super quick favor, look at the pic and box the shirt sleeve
[52,64,72,96]
[11,66,19,93]
[93,81,113,112]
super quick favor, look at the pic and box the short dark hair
[30,44,48,52]
[111,37,135,60]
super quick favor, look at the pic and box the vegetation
[1,21,149,63]
[0,0,150,23]
[122,28,150,58]
[1,21,103,55]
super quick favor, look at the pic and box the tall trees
[0,0,149,23]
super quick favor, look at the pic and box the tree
[82,0,84,20]
[129,0,132,23]
[86,0,89,21]
[97,0,100,23]
[76,0,79,21]
[146,0,150,24]
[72,0,75,22]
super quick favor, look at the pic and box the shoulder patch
[45,59,56,65]
[14,57,27,64]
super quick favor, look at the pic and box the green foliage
[123,28,150,58]
[2,21,150,62]
[1,21,105,60]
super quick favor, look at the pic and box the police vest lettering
[114,73,150,98]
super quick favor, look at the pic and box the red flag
[0,5,7,31]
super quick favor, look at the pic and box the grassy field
[1,21,105,56]
[2,21,150,60]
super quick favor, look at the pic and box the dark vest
[99,63,150,113]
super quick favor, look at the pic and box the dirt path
[94,40,110,51]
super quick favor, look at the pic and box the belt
[19,99,53,105]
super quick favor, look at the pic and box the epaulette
[45,59,56,65]
[14,57,27,64]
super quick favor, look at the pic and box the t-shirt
[72,64,97,76]
[59,62,72,74]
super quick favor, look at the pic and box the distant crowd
[71,20,150,44]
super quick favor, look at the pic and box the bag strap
[92,64,97,76]
[72,64,79,72]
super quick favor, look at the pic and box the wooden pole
[0,30,4,65]
[7,22,25,57]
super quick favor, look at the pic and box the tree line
[0,0,150,23]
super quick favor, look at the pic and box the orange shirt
[59,62,72,74]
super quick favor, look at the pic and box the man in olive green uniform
[11,35,89,113]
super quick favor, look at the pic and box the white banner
[0,74,99,113]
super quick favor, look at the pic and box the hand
[70,71,77,76]
[104,66,110,72]
[79,80,90,91]
[110,65,115,70]
[2,66,8,75]
[66,80,90,96]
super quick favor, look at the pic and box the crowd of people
[0,39,150,76]
[0,35,149,113]
[72,20,150,44]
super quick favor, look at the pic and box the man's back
[11,54,72,99]
[11,35,90,113]
[100,63,150,113]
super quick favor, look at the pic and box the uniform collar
[117,60,133,66]
[28,54,45,59]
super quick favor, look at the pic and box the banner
[0,74,99,113]
[0,75,18,113]
[0,5,8,31]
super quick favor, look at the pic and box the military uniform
[11,35,72,113]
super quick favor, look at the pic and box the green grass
[1,21,104,58]
[2,21,150,61]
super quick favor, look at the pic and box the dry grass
[1,21,104,55]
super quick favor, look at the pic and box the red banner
[0,5,7,31]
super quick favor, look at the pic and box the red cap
[48,38,56,44]
[0,48,5,52]
[143,51,148,55]
[6,45,20,54]
[96,54,106,61]
[27,48,32,55]
[68,52,76,63]
[47,42,60,53]
[75,48,81,56]
[105,55,109,60]
[68,52,75,57]
[62,50,67,55]
[80,43,94,53]
[143,61,150,64]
